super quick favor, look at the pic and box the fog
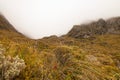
[0,0,120,39]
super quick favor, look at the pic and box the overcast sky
[0,0,120,39]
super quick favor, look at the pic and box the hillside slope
[0,14,30,43]
[0,14,17,31]
[0,15,120,80]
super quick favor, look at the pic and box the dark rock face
[106,17,120,34]
[67,17,120,38]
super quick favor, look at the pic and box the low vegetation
[0,34,119,80]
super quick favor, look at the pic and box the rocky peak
[67,17,120,38]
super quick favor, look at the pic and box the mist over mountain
[0,14,120,39]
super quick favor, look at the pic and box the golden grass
[0,33,120,80]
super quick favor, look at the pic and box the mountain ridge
[67,17,120,38]
[0,14,120,39]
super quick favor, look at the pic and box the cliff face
[67,17,120,38]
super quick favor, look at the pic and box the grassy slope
[0,32,120,80]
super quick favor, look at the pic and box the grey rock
[67,17,120,38]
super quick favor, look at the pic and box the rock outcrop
[67,17,120,38]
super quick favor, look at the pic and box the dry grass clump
[54,46,73,66]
